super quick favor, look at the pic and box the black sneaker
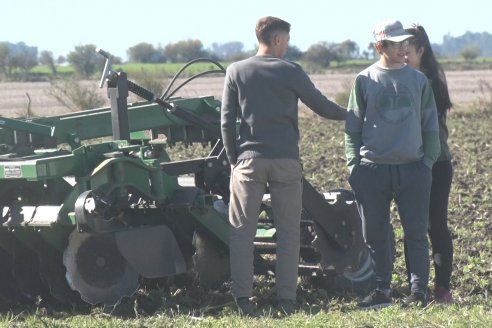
[235,297,256,316]
[277,298,297,315]
[358,289,392,310]
[402,291,428,308]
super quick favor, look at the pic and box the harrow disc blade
[63,231,139,306]
[11,228,80,305]
[2,234,52,303]
[0,248,25,304]
[311,189,369,273]
[191,229,230,288]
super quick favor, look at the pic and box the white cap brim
[386,34,413,42]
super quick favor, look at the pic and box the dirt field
[0,69,491,117]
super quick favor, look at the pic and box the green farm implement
[0,50,373,307]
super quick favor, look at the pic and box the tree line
[1,31,490,81]
[0,39,366,81]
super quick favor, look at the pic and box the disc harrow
[0,50,374,307]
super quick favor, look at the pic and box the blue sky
[3,0,490,60]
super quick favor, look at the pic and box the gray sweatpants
[349,160,432,294]
[229,158,302,300]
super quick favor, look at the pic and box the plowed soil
[1,70,491,117]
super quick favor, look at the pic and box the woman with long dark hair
[405,24,454,303]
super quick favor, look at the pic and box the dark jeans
[405,160,454,290]
[349,161,432,294]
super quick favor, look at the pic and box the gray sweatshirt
[221,55,346,165]
[345,63,441,170]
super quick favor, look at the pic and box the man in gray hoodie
[221,16,346,316]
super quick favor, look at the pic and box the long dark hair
[406,24,452,114]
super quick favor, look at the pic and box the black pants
[350,161,432,293]
[405,160,453,290]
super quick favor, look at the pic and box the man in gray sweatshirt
[221,16,346,316]
[345,19,441,309]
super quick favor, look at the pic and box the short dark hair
[255,16,290,45]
